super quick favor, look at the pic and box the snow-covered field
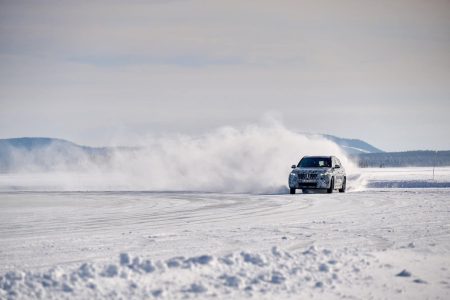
[356,167,450,188]
[1,168,450,299]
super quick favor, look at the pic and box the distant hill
[321,134,384,154]
[320,135,450,167]
[0,137,449,172]
[0,137,111,172]
[0,137,106,153]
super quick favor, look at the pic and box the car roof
[303,156,332,158]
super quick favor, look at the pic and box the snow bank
[0,246,370,299]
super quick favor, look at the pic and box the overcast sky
[0,0,449,151]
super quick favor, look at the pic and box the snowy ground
[356,167,450,188]
[1,168,450,299]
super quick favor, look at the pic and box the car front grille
[299,173,318,180]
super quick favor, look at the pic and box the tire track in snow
[1,189,449,272]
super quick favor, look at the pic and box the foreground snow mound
[1,246,370,299]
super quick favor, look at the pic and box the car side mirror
[334,165,340,169]
[291,165,296,169]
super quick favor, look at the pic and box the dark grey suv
[288,156,346,194]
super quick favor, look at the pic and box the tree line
[352,151,450,168]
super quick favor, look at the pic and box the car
[288,156,346,194]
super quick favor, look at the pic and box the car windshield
[298,157,331,168]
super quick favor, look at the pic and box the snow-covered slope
[0,137,111,173]
[321,134,383,154]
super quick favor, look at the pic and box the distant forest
[352,151,450,168]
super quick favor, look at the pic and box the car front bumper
[289,174,331,189]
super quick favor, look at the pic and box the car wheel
[290,188,296,194]
[339,177,346,193]
[327,177,334,193]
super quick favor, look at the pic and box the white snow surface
[358,167,450,183]
[1,168,450,299]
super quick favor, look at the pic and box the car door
[333,157,343,187]
[335,157,345,187]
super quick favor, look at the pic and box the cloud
[0,0,449,150]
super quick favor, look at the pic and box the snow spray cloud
[0,121,359,193]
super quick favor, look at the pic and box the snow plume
[0,121,359,193]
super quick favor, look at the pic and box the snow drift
[0,246,377,300]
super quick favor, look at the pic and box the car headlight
[290,172,297,176]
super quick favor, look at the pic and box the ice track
[1,188,450,299]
